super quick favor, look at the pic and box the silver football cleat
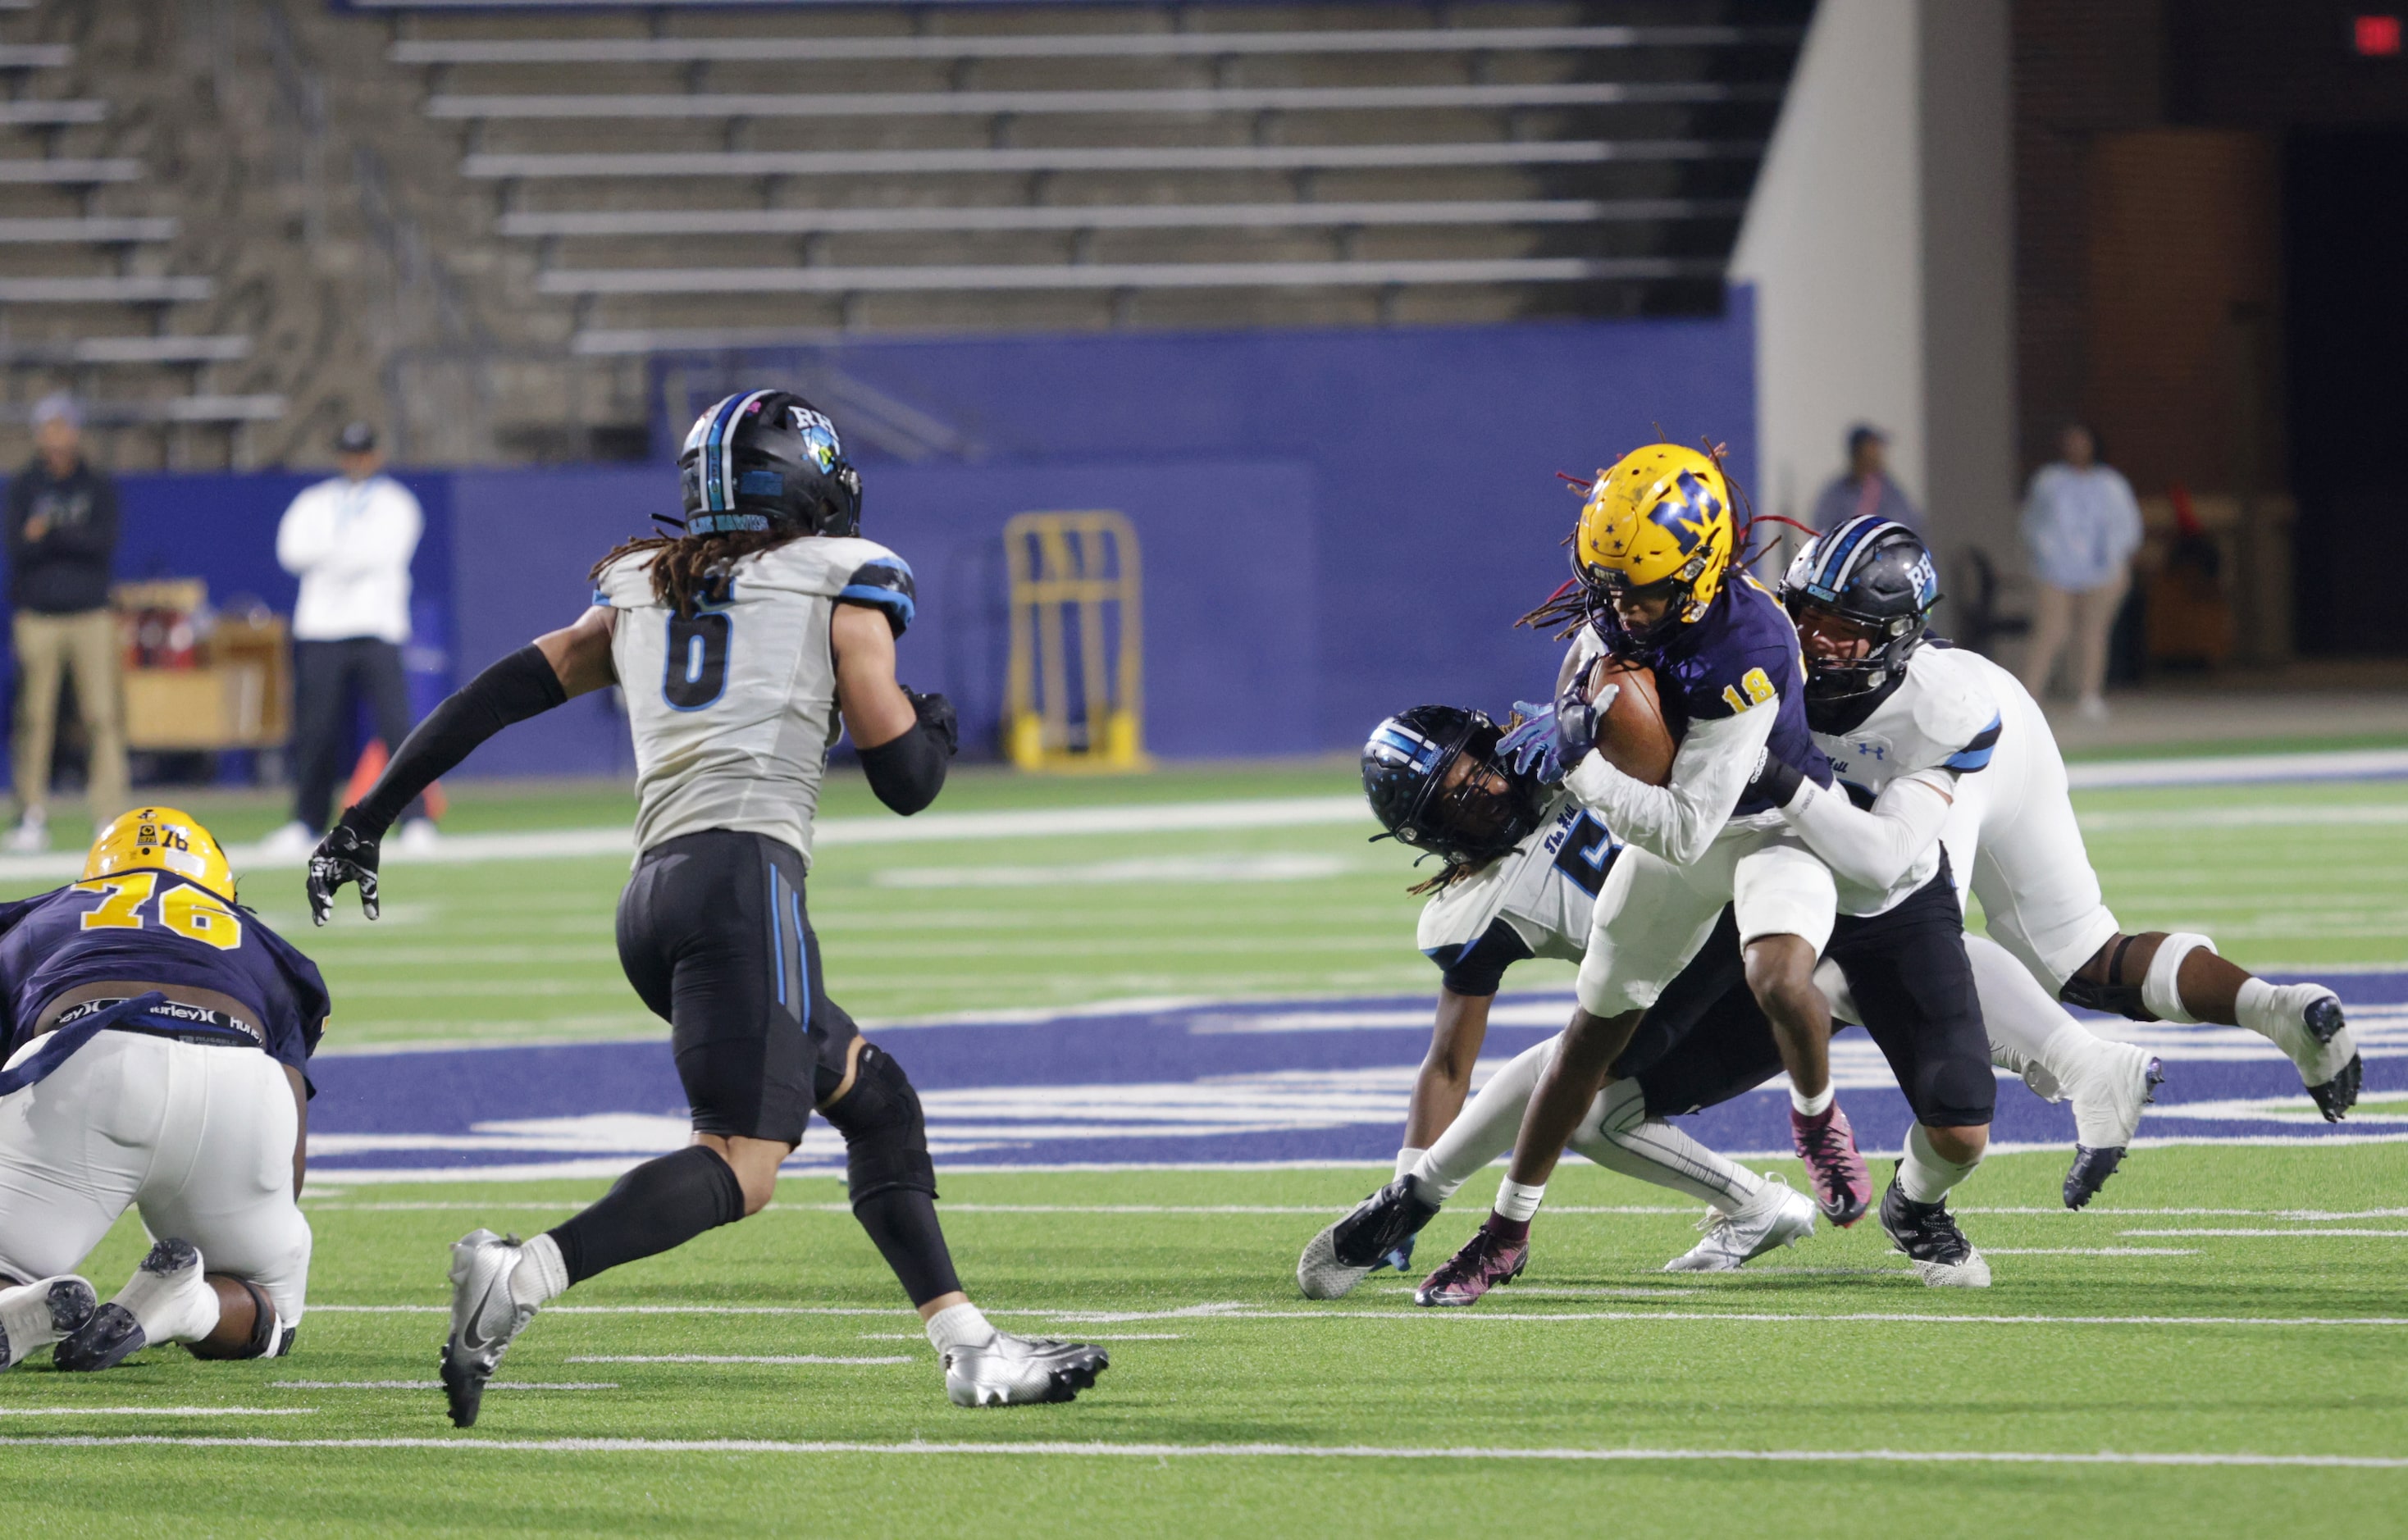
[440,1229,540,1428]
[1662,1173,1817,1273]
[943,1329,1109,1407]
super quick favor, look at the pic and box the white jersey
[597,535,917,866]
[1415,799,1621,993]
[1806,643,2003,914]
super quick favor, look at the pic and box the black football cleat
[2309,1054,2363,1123]
[0,1276,97,1370]
[1296,1175,1442,1300]
[1878,1173,1991,1287]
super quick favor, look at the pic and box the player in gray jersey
[310,390,1106,1424]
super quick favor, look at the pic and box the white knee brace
[2140,932,2216,1026]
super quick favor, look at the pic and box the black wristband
[353,645,568,832]
[1754,751,1806,810]
[858,719,951,816]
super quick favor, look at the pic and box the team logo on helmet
[790,406,842,474]
[1646,471,1724,557]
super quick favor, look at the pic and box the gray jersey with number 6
[595,535,916,866]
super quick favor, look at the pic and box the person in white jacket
[261,422,435,859]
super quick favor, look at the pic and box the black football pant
[291,638,426,832]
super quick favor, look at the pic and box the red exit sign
[2357,13,2404,55]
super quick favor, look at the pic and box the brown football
[1582,657,1676,786]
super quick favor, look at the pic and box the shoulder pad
[592,550,659,611]
[1907,650,2003,772]
[837,552,918,636]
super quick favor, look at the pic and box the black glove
[308,812,384,926]
[903,686,959,757]
[1744,745,1808,809]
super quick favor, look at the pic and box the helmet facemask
[1362,708,1544,873]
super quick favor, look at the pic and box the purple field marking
[300,974,2406,1179]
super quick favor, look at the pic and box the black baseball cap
[335,421,378,454]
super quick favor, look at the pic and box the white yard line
[563,1355,911,1366]
[0,1406,315,1416]
[4,1434,2403,1469]
[2120,1228,2408,1238]
[4,749,2398,890]
[301,1301,2408,1327]
[1982,1248,2199,1257]
[270,1381,616,1392]
[2064,747,2408,789]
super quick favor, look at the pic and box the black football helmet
[1361,705,1544,870]
[678,390,864,538]
[1781,515,1941,713]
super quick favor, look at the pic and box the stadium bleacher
[0,2,1803,464]
[375,2,1804,350]
[0,19,280,467]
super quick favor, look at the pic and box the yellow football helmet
[1572,444,1735,636]
[83,805,237,903]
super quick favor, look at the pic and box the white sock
[924,1301,995,1355]
[1412,1037,1554,1203]
[1494,1178,1546,1223]
[510,1232,569,1308]
[2232,977,2285,1042]
[1790,1082,1835,1118]
[1393,1146,1426,1181]
[1899,1123,1982,1205]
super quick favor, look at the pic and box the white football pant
[0,1032,310,1324]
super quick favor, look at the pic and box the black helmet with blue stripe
[1781,515,1941,711]
[678,389,863,539]
[1361,704,1544,870]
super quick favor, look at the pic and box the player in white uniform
[311,390,1106,1424]
[1302,686,2164,1298]
[1412,447,1859,1305]
[1763,517,2357,1137]
[1296,708,1817,1299]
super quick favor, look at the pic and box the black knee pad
[2059,934,2157,1022]
[818,1046,938,1207]
[185,1278,280,1361]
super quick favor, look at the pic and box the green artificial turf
[2,1148,2402,1537]
[2,765,2403,1533]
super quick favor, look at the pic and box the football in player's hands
[1581,657,1676,787]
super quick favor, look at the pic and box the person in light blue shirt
[1810,424,1924,537]
[2018,423,2143,721]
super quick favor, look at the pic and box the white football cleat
[1662,1173,1817,1273]
[2252,988,2360,1119]
[3,810,46,854]
[0,1274,95,1369]
[942,1329,1109,1407]
[441,1229,540,1428]
[55,1239,219,1371]
[2063,1043,2165,1209]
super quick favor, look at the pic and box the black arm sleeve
[349,645,568,834]
[857,721,951,816]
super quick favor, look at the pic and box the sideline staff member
[261,422,434,859]
[7,394,126,852]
